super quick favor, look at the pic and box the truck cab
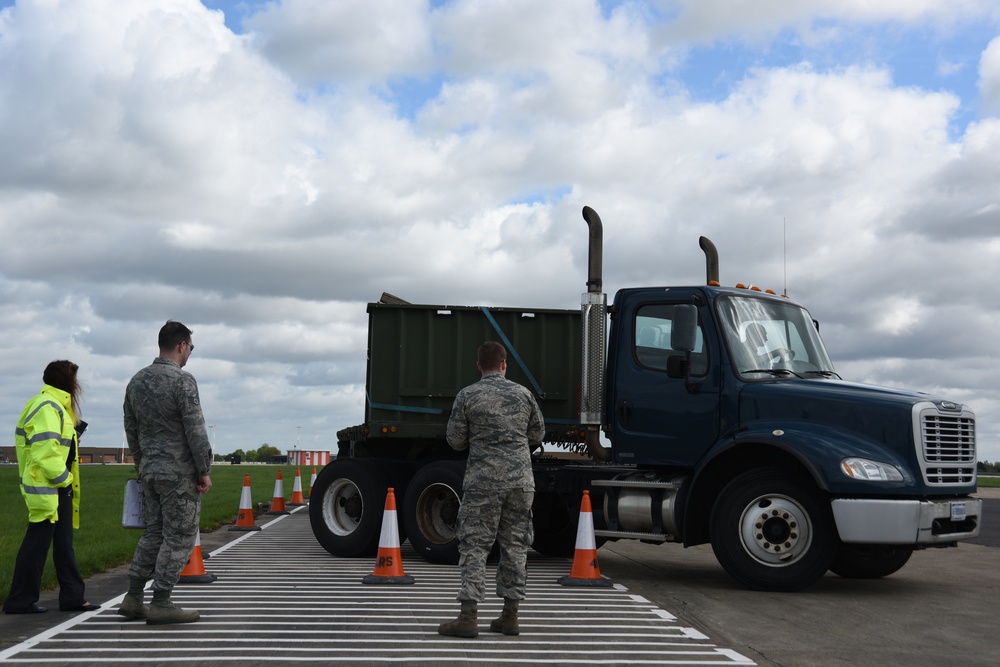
[599,281,980,590]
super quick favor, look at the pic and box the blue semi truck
[310,206,981,591]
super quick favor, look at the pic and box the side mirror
[671,305,698,352]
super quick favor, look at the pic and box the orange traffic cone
[558,490,613,587]
[267,469,289,515]
[178,529,217,583]
[308,466,317,498]
[362,488,414,585]
[288,468,306,506]
[229,473,261,532]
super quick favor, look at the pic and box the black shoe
[4,604,48,614]
[61,602,101,612]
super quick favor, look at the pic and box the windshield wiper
[803,370,841,379]
[742,368,802,378]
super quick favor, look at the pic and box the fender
[728,418,915,493]
[682,419,916,545]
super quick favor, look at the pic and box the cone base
[228,525,262,532]
[287,502,307,507]
[362,574,415,585]
[557,575,614,587]
[179,573,218,584]
[266,510,290,515]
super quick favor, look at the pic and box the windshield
[716,295,837,380]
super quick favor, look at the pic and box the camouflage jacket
[123,357,212,481]
[446,371,544,491]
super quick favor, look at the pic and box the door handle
[618,400,634,428]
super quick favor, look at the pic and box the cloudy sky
[2,0,999,464]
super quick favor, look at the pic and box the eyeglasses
[181,341,195,352]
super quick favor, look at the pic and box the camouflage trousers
[129,476,201,592]
[456,487,534,602]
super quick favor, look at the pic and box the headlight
[840,457,904,482]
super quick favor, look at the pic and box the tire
[829,544,914,579]
[531,492,578,557]
[309,459,390,558]
[402,461,466,564]
[710,468,836,592]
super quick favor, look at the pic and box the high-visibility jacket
[14,384,80,527]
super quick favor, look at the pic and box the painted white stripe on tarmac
[0,508,754,666]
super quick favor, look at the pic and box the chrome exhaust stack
[580,206,611,462]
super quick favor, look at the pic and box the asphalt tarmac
[1,489,995,666]
[596,488,1000,667]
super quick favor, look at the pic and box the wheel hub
[324,479,363,536]
[415,482,460,545]
[739,495,811,566]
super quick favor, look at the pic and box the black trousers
[3,488,86,611]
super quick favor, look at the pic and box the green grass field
[0,464,313,606]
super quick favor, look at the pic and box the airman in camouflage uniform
[119,321,213,626]
[438,341,544,638]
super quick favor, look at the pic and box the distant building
[0,446,133,465]
[287,449,332,467]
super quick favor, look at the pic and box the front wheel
[829,544,914,579]
[710,468,836,591]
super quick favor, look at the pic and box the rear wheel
[402,461,465,564]
[829,544,914,579]
[309,459,390,558]
[710,468,836,591]
[531,492,578,557]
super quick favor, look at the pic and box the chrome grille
[920,412,976,486]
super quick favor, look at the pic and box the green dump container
[365,301,583,443]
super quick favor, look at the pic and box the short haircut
[158,320,193,351]
[43,360,81,414]
[478,341,506,371]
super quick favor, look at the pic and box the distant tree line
[977,461,999,473]
[213,444,282,463]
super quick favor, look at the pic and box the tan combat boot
[117,594,148,620]
[489,598,520,635]
[438,600,478,638]
[146,589,200,625]
[117,576,148,620]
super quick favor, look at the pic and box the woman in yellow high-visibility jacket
[2,360,99,614]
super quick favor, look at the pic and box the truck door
[610,299,721,466]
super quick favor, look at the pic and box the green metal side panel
[365,302,582,441]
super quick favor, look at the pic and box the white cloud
[659,0,998,44]
[980,35,1000,115]
[872,297,924,336]
[244,0,434,84]
[1,0,999,465]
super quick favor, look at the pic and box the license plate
[950,502,967,521]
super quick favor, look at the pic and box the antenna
[783,217,787,296]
